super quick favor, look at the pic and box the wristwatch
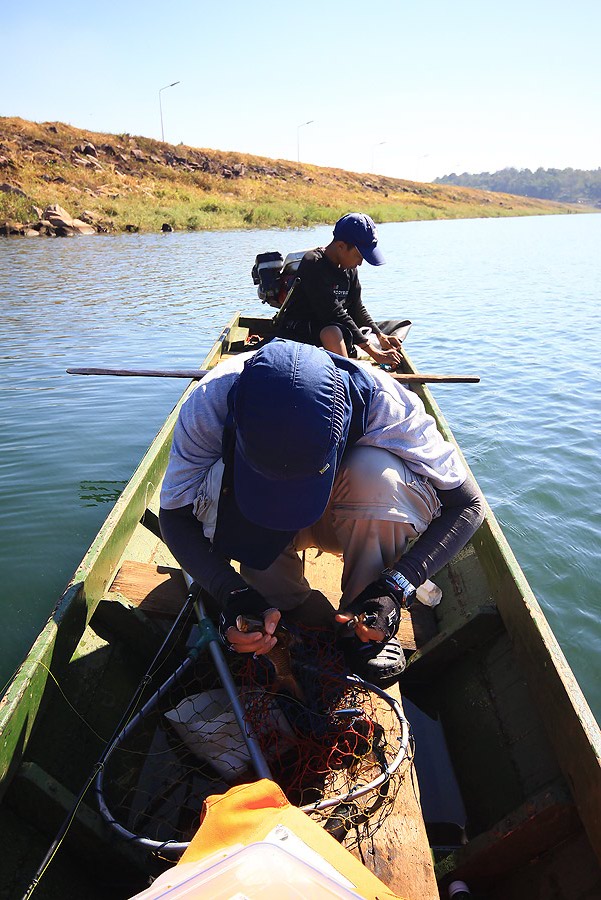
[382,568,417,609]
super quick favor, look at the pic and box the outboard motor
[251,250,308,309]
[251,252,284,308]
[276,251,305,307]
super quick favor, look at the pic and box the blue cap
[333,212,386,266]
[233,340,350,531]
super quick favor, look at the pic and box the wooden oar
[394,373,479,383]
[67,366,479,384]
[67,367,211,379]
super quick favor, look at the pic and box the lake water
[1,214,600,722]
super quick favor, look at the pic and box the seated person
[276,212,403,366]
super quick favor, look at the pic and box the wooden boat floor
[90,474,439,897]
[101,543,438,900]
[287,549,439,899]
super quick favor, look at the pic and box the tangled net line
[239,624,410,847]
[96,622,409,859]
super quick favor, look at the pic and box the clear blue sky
[3,0,600,181]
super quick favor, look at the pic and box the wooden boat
[1,312,600,900]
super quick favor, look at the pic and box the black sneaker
[341,636,406,688]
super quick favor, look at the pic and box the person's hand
[367,346,402,367]
[378,333,402,351]
[218,586,281,655]
[335,575,406,644]
[335,609,387,643]
[226,608,281,655]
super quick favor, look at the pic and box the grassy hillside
[0,117,589,234]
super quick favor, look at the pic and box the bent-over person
[159,339,484,685]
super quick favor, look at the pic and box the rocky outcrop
[0,220,40,236]
[73,141,98,158]
[0,182,27,197]
[0,201,101,237]
[43,203,96,235]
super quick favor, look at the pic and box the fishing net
[96,618,410,861]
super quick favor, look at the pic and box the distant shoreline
[0,116,590,236]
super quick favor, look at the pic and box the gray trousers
[241,447,440,611]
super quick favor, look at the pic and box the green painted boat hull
[1,314,600,899]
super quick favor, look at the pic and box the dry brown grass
[0,116,587,233]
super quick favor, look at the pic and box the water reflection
[79,480,127,506]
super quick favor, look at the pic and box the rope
[20,584,200,898]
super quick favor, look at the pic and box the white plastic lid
[448,880,470,897]
[130,842,364,899]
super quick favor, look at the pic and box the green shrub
[0,193,32,223]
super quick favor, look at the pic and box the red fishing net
[97,619,410,860]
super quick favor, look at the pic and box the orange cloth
[179,779,404,900]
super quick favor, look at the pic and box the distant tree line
[434,167,601,206]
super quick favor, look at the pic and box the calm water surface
[2,215,600,719]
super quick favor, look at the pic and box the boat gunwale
[398,344,601,864]
[0,314,240,797]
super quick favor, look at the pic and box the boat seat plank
[403,605,503,682]
[480,830,601,900]
[108,560,187,617]
[435,779,593,893]
[9,761,147,874]
[399,603,438,651]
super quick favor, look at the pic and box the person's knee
[159,504,195,548]
[320,325,347,355]
[336,447,401,504]
[332,447,438,533]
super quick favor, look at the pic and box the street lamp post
[371,141,387,173]
[297,120,314,163]
[159,81,181,143]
